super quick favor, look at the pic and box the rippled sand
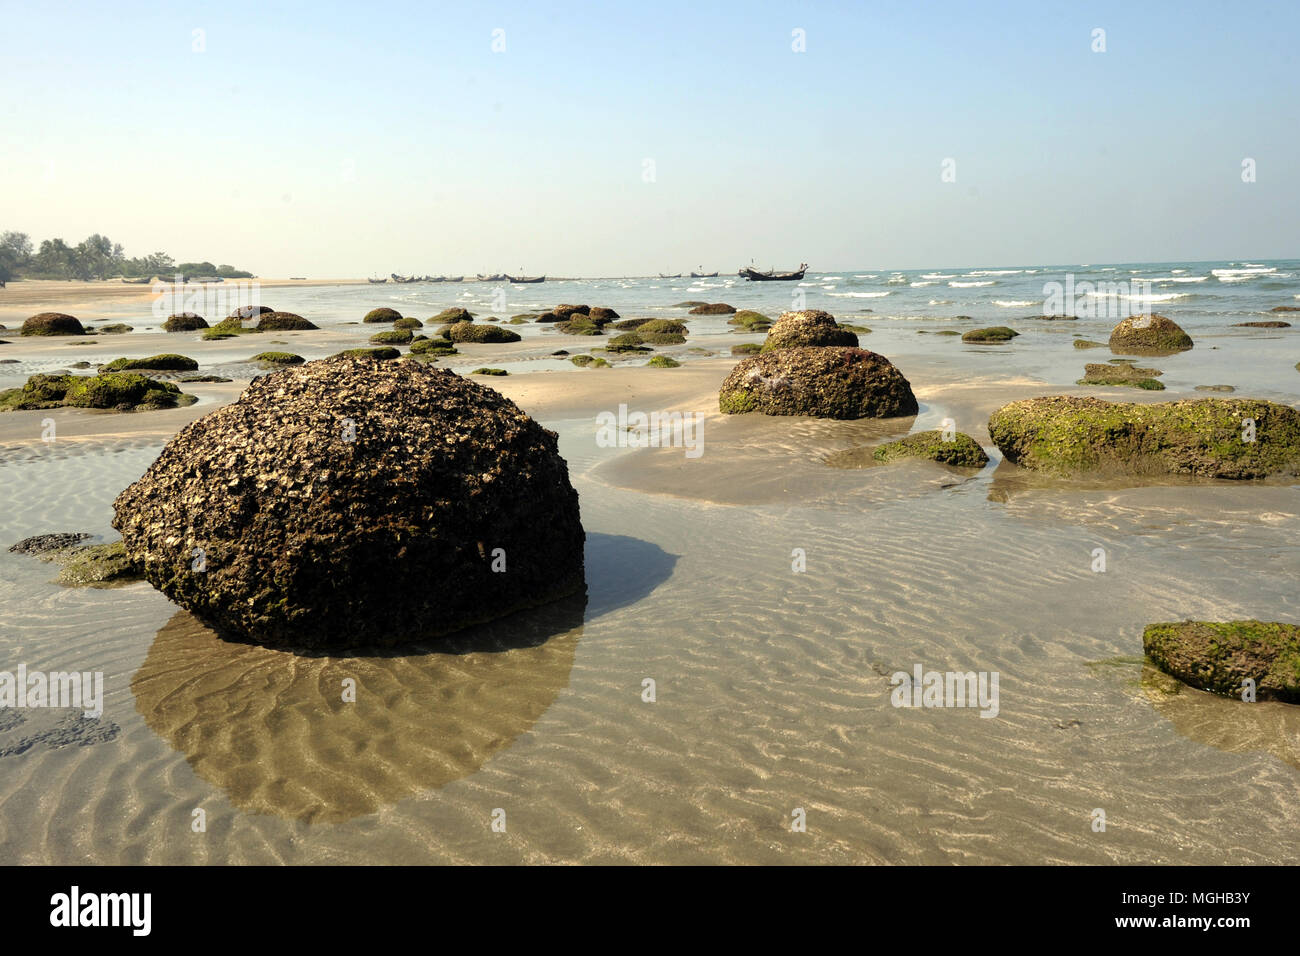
[1,354,1299,864]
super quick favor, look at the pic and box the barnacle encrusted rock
[163,313,208,332]
[255,311,318,332]
[761,310,858,351]
[1108,313,1193,354]
[1143,621,1300,702]
[718,346,917,419]
[988,396,1300,478]
[112,357,586,649]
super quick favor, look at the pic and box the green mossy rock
[99,323,134,334]
[66,373,193,410]
[472,367,508,376]
[334,347,401,360]
[988,396,1300,478]
[1143,620,1300,702]
[961,326,1019,343]
[21,312,85,336]
[1077,363,1165,390]
[55,541,144,588]
[646,355,681,368]
[762,310,858,351]
[444,322,521,344]
[1073,339,1107,349]
[409,338,458,355]
[0,373,75,410]
[163,313,208,332]
[674,301,708,308]
[252,352,305,365]
[934,330,961,336]
[719,346,917,420]
[364,307,403,323]
[570,354,594,367]
[588,306,619,323]
[606,333,652,353]
[731,343,762,355]
[1108,313,1193,354]
[431,307,473,324]
[101,354,198,372]
[256,312,317,332]
[872,431,990,467]
[370,329,413,345]
[728,310,771,329]
[552,304,590,320]
[689,303,735,315]
[637,319,687,335]
[639,331,687,345]
[557,315,603,335]
[201,329,241,340]
[393,316,423,330]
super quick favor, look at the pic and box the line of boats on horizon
[369,263,810,284]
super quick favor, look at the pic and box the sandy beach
[1,274,1298,866]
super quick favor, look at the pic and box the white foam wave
[994,299,1037,307]
[828,291,892,298]
[950,280,995,287]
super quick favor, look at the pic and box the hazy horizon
[3,0,1296,276]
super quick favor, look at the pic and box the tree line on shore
[0,231,252,283]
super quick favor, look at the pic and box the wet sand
[1,292,1298,865]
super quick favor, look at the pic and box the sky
[1,0,1297,276]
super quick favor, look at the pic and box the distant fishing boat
[368,277,388,284]
[739,263,808,282]
[121,277,151,284]
[423,275,444,283]
[391,273,420,284]
[507,274,545,283]
[659,272,682,279]
[690,270,718,278]
[443,276,464,282]
[476,273,507,282]
[290,276,307,280]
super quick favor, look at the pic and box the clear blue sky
[1,0,1296,275]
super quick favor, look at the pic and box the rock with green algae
[163,313,208,332]
[98,323,133,334]
[1077,363,1164,390]
[1143,620,1300,702]
[761,310,859,351]
[101,354,198,372]
[409,338,457,355]
[646,355,681,368]
[727,310,772,331]
[430,307,473,324]
[606,332,652,353]
[472,367,508,376]
[333,347,401,360]
[256,312,318,332]
[689,303,736,315]
[719,346,917,420]
[53,541,144,588]
[556,315,603,335]
[1073,339,1107,349]
[20,312,85,336]
[988,396,1300,478]
[872,431,990,467]
[443,322,521,344]
[252,352,304,365]
[637,319,687,335]
[1107,313,1193,354]
[363,307,402,323]
[0,373,194,412]
[730,343,762,356]
[393,316,423,330]
[370,329,413,345]
[961,326,1019,343]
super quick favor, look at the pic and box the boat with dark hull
[507,275,546,283]
[476,273,507,282]
[391,273,420,284]
[368,277,388,284]
[690,270,718,278]
[442,276,464,282]
[739,263,808,281]
[658,272,682,279]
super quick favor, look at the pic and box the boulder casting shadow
[131,532,674,823]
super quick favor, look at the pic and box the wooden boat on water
[443,276,464,282]
[690,270,718,278]
[121,277,151,284]
[476,273,507,282]
[739,263,808,282]
[368,277,388,284]
[658,272,682,279]
[391,273,420,284]
[507,274,546,283]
